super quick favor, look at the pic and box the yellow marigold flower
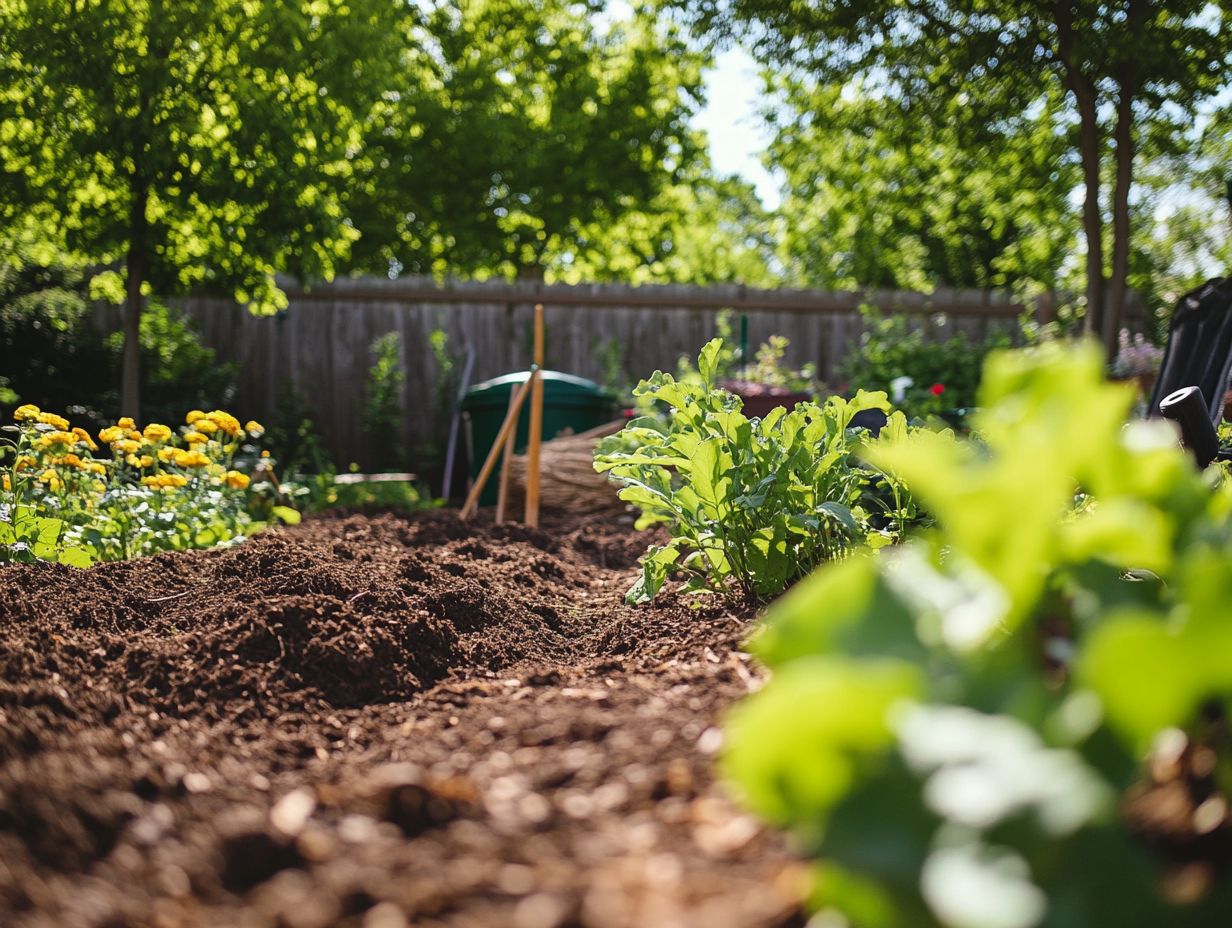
[92,480,105,494]
[157,447,177,462]
[142,423,172,443]
[173,449,210,468]
[71,427,99,451]
[162,473,188,488]
[141,475,159,487]
[15,455,35,471]
[84,461,107,475]
[126,429,143,442]
[35,430,77,450]
[115,439,141,455]
[1,474,9,491]
[186,409,206,424]
[224,470,250,490]
[14,403,41,422]
[183,430,208,445]
[36,469,62,491]
[117,417,135,430]
[99,426,125,445]
[195,419,219,435]
[261,450,271,458]
[206,410,241,436]
[126,454,155,468]
[38,411,70,430]
[244,420,264,437]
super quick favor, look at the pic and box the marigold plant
[1,404,280,564]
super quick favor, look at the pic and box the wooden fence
[170,277,1039,472]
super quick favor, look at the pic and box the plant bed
[0,509,804,928]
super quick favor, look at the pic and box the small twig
[145,590,191,603]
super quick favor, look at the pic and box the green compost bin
[461,370,617,506]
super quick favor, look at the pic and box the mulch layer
[0,510,807,928]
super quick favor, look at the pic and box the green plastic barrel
[461,370,617,506]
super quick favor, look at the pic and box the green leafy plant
[724,341,1232,927]
[362,331,407,471]
[841,306,1013,419]
[595,338,927,604]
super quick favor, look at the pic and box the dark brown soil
[0,510,806,928]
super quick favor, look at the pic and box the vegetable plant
[724,341,1232,927]
[595,338,927,604]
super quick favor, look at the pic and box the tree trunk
[1074,84,1105,342]
[1105,0,1146,356]
[1054,2,1106,342]
[1105,88,1135,356]
[122,179,149,419]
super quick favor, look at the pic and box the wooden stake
[494,383,521,523]
[525,304,545,527]
[460,370,538,520]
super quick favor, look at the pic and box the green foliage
[362,332,407,471]
[0,0,409,306]
[769,78,1078,292]
[547,166,782,286]
[346,0,706,279]
[840,308,1013,418]
[330,478,435,513]
[0,259,236,425]
[0,502,94,567]
[725,341,1232,926]
[262,384,336,480]
[595,338,927,604]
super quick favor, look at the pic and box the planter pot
[720,380,812,419]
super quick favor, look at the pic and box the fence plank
[162,276,1025,471]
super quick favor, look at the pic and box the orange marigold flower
[72,427,99,451]
[206,410,241,436]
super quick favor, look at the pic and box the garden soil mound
[0,511,805,928]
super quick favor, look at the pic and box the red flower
[930,383,945,396]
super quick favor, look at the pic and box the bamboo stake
[494,383,521,523]
[525,304,545,527]
[460,370,538,520]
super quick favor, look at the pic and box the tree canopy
[343,0,707,280]
[673,0,1232,351]
[0,0,413,415]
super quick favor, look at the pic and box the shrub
[724,341,1232,926]
[362,331,407,470]
[841,306,1012,418]
[595,339,928,604]
[0,260,237,427]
